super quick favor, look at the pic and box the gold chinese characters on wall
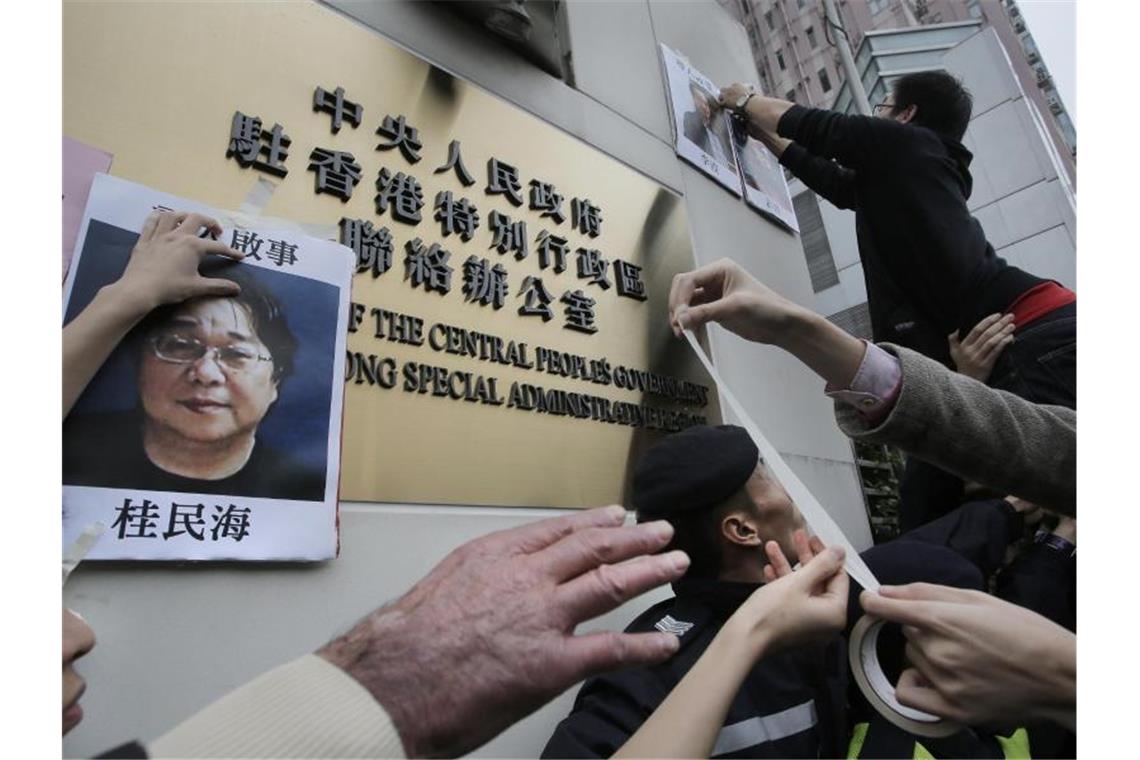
[64,0,720,508]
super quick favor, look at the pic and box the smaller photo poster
[62,174,353,561]
[728,118,800,233]
[660,43,742,196]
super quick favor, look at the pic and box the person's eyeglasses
[873,101,895,115]
[151,334,272,372]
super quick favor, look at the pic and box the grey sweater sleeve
[834,344,1076,515]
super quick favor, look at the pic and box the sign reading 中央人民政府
[63,0,721,509]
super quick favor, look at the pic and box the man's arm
[669,260,1075,516]
[63,210,244,418]
[778,143,857,210]
[719,84,905,173]
[835,345,1076,516]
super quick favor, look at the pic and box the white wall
[63,2,870,757]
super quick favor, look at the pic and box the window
[819,67,832,92]
[806,25,817,48]
[797,0,806,7]
[765,9,775,30]
[776,49,786,70]
[792,192,841,293]
[786,88,796,102]
[748,26,760,49]
[868,0,889,14]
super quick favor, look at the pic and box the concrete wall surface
[63,2,870,756]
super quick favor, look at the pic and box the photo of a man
[63,221,337,503]
[661,44,741,194]
[682,83,735,170]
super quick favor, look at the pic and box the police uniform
[543,426,1030,759]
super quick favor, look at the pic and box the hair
[639,487,758,580]
[890,70,973,141]
[136,263,298,383]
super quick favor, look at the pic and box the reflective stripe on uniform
[913,741,935,760]
[710,700,818,757]
[846,722,870,759]
[996,727,1032,759]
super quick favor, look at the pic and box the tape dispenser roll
[681,327,956,739]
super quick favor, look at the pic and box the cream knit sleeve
[149,654,406,758]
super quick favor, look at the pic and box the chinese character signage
[64,1,721,509]
[62,174,353,560]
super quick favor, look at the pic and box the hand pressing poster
[62,174,353,561]
[728,118,799,232]
[660,43,742,196]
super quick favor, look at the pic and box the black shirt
[63,410,326,501]
[777,105,1044,366]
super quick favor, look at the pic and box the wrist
[97,280,157,322]
[780,310,866,387]
[316,609,429,757]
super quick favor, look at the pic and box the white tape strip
[214,177,338,240]
[681,326,954,737]
[63,521,106,586]
[682,328,878,591]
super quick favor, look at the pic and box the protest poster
[660,43,743,196]
[62,174,352,561]
[728,118,800,232]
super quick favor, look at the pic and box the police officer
[542,425,1000,759]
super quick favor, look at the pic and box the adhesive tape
[681,326,956,738]
[63,521,106,586]
[215,176,338,240]
[849,615,960,738]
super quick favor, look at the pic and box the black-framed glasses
[873,101,895,115]
[150,334,272,372]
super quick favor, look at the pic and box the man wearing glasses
[63,218,324,501]
[716,73,1074,411]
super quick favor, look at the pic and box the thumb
[677,302,720,332]
[191,276,242,299]
[794,546,845,587]
[947,330,960,347]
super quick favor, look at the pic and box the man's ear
[897,104,918,125]
[722,510,763,548]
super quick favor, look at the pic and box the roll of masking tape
[682,326,956,738]
[849,615,960,738]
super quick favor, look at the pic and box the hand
[669,258,808,344]
[754,128,792,158]
[726,530,848,657]
[113,210,246,315]
[317,506,690,757]
[1005,495,1044,526]
[860,583,1076,729]
[1051,515,1076,543]
[948,313,1015,382]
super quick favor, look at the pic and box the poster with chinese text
[62,174,352,561]
[660,44,743,196]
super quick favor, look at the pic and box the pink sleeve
[824,341,902,425]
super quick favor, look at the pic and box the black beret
[632,425,759,520]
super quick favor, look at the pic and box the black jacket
[777,105,1044,366]
[542,577,848,758]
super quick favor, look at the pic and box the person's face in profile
[63,607,95,735]
[139,298,279,446]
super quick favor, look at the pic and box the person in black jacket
[718,73,1075,402]
[720,74,1076,533]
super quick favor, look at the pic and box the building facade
[62,2,874,757]
[724,0,1075,170]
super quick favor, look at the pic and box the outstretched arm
[63,211,244,418]
[669,259,1075,515]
